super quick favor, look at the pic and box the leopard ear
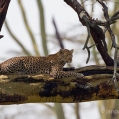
[59,49,63,54]
[71,49,74,53]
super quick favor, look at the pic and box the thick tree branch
[0,65,119,105]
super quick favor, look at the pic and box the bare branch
[52,18,64,49]
[96,0,118,47]
[64,0,113,66]
[96,0,119,92]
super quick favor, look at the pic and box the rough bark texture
[0,65,119,105]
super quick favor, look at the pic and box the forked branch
[64,0,114,66]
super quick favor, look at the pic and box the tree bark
[0,65,119,105]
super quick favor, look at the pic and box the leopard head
[58,49,74,63]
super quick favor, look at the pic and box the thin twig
[82,17,90,50]
[97,0,119,91]
[86,44,97,64]
[79,12,93,63]
[112,46,119,91]
[52,18,64,49]
[97,0,117,47]
[108,46,119,91]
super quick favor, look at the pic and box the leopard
[0,49,84,79]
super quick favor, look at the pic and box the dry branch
[52,18,64,49]
[0,0,11,39]
[0,65,119,105]
[64,0,114,66]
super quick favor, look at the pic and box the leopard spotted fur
[0,49,84,79]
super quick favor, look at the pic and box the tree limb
[0,65,119,105]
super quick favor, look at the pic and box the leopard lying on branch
[0,49,84,79]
